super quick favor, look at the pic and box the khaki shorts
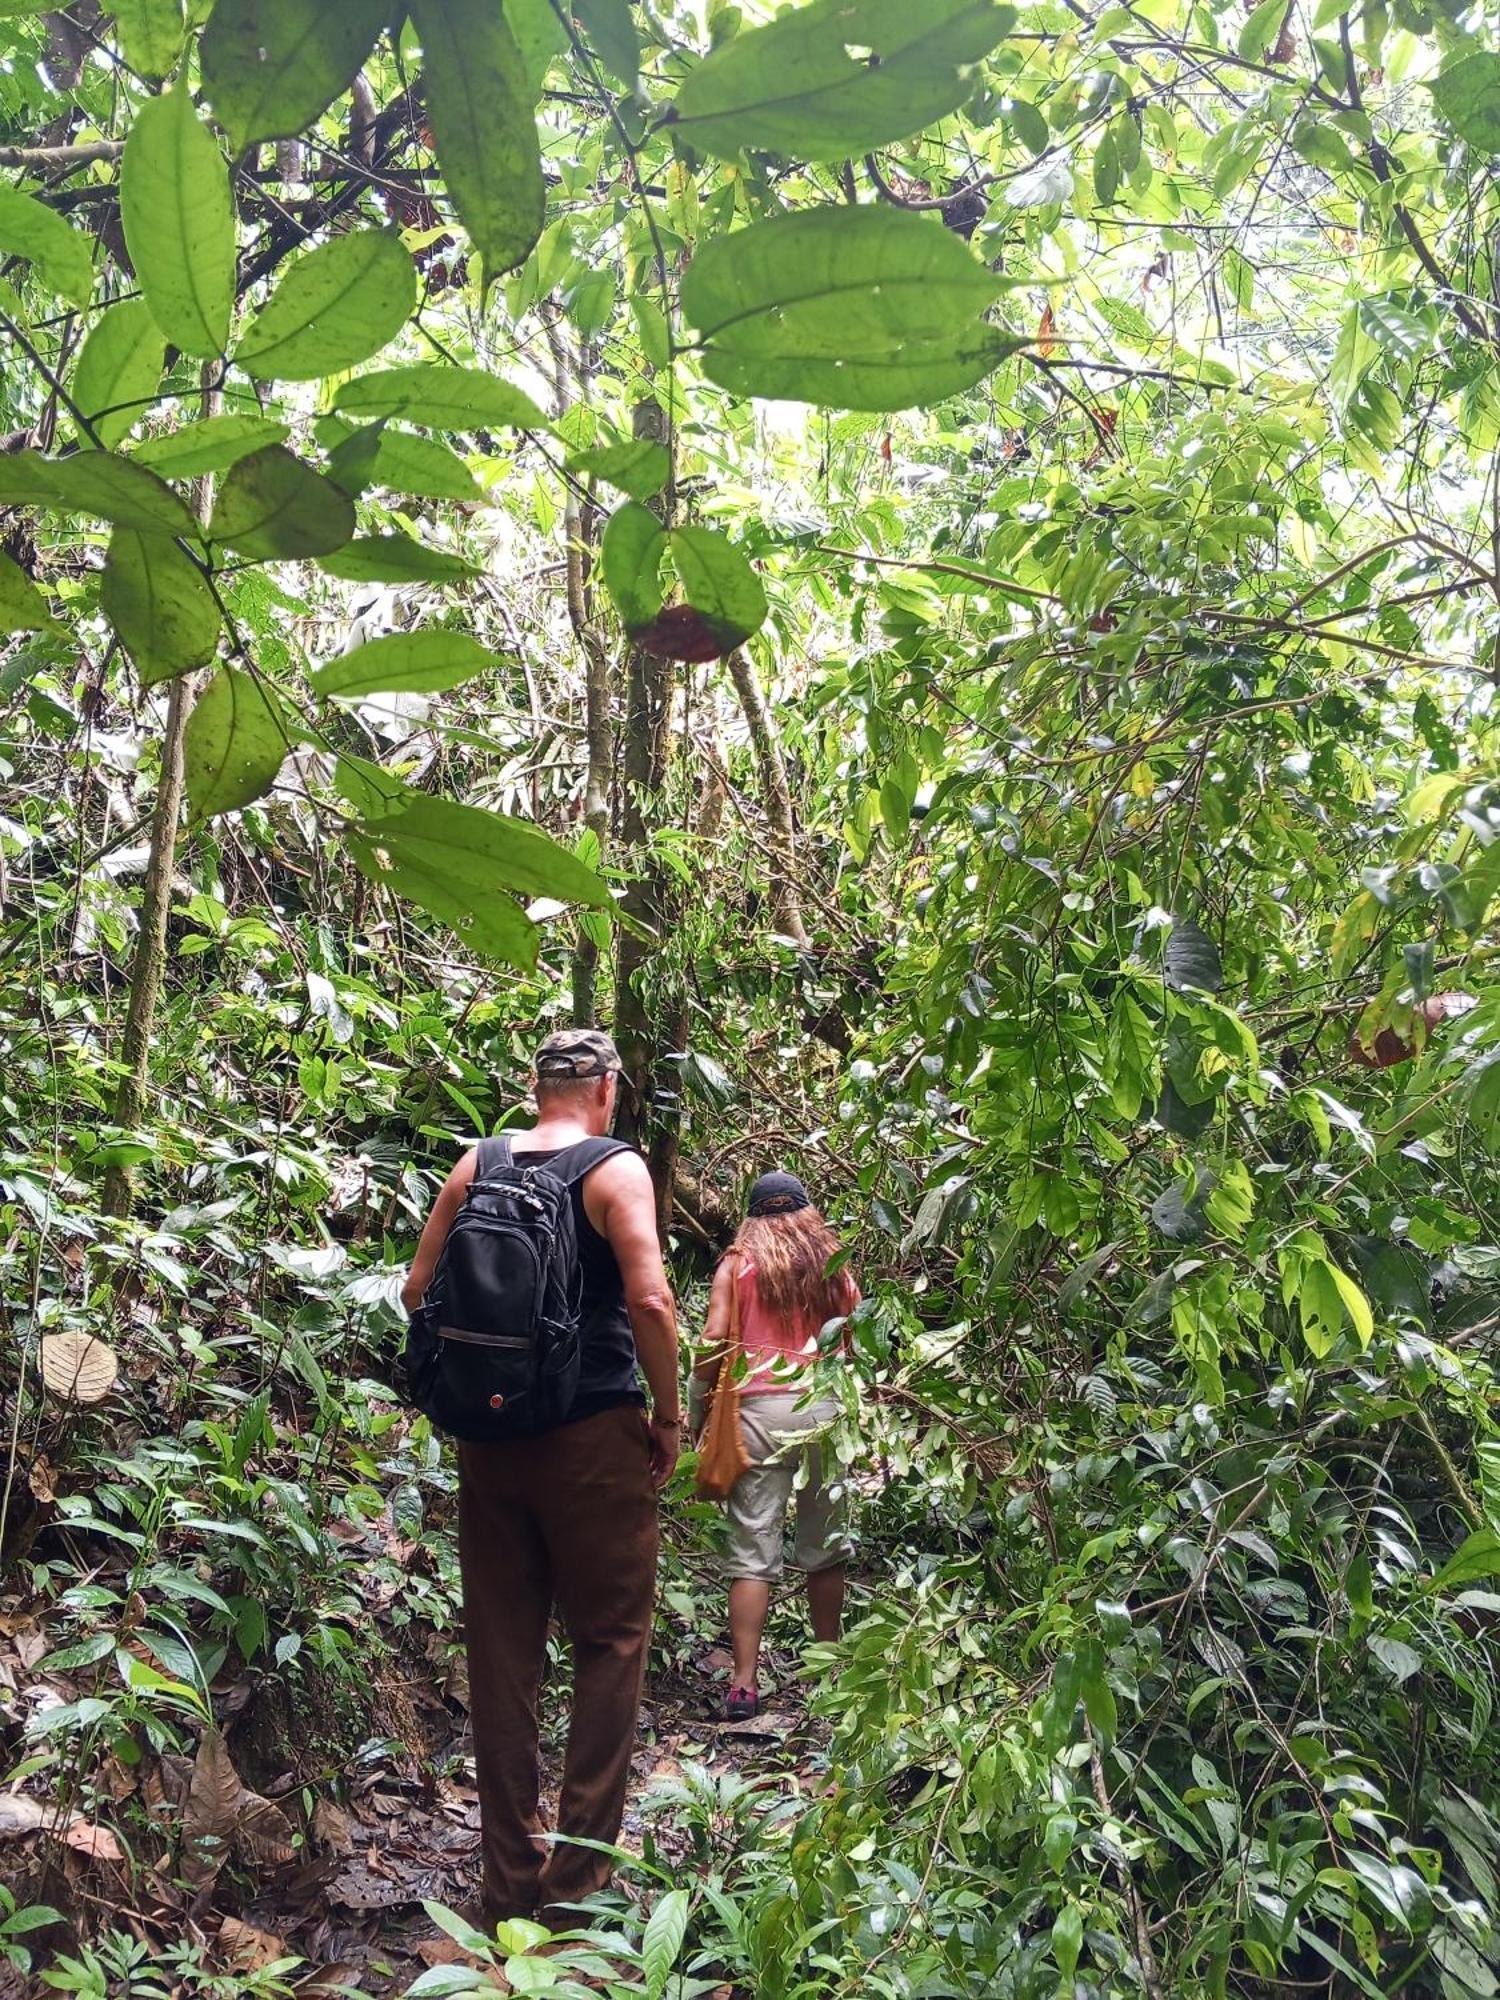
[725,1393,847,1582]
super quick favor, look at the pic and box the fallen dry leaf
[310,1797,351,1855]
[27,1455,55,1503]
[13,1625,47,1671]
[62,1820,123,1862]
[219,1916,287,1971]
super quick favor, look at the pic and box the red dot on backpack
[489,1394,504,1410]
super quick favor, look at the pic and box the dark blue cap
[748,1171,810,1216]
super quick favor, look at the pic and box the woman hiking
[690,1171,860,1721]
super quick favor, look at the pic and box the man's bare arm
[591,1150,680,1425]
[400,1150,478,1313]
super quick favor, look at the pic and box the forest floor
[0,1511,831,1998]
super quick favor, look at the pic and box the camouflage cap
[534,1027,623,1080]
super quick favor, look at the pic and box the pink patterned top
[735,1257,858,1398]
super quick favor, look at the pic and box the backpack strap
[553,1136,634,1187]
[471,1134,513,1185]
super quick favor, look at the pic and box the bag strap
[552,1136,634,1187]
[472,1134,512,1184]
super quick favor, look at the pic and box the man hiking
[401,1028,681,1931]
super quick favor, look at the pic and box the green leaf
[508,0,570,97]
[1431,52,1500,153]
[183,665,292,818]
[1164,917,1223,994]
[575,0,639,87]
[201,0,389,151]
[681,206,1023,413]
[121,88,235,358]
[363,429,481,503]
[112,0,184,77]
[1051,1904,1083,1983]
[132,415,291,478]
[671,0,1014,161]
[0,185,93,307]
[316,534,481,584]
[72,300,166,450]
[1432,1528,1500,1593]
[601,502,666,630]
[642,1887,690,2000]
[408,0,545,279]
[344,823,540,970]
[101,529,220,685]
[0,450,196,536]
[208,446,355,559]
[1239,0,1286,59]
[567,435,670,500]
[0,551,53,634]
[311,630,500,700]
[342,783,614,910]
[669,524,768,648]
[236,228,416,381]
[332,364,548,432]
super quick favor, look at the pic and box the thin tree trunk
[100,673,192,1218]
[613,396,675,1192]
[101,371,219,1219]
[725,648,810,947]
[546,319,612,1027]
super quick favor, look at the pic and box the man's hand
[647,1417,680,1489]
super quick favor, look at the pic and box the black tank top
[500,1136,644,1425]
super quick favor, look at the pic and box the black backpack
[404,1135,627,1443]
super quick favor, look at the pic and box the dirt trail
[239,1654,827,1996]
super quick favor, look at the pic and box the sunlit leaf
[332,364,548,432]
[672,0,1013,161]
[0,185,93,307]
[184,665,293,818]
[409,0,545,279]
[0,450,196,536]
[201,0,389,151]
[681,206,1024,411]
[311,630,500,700]
[101,528,220,685]
[236,229,416,381]
[120,88,235,358]
[72,300,165,450]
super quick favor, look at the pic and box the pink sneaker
[723,1684,759,1721]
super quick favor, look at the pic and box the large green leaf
[361,429,481,502]
[506,0,569,97]
[133,415,291,478]
[235,229,415,381]
[310,630,499,699]
[183,665,291,817]
[680,206,1023,411]
[1430,53,1500,153]
[200,0,389,151]
[100,529,220,685]
[669,525,768,652]
[0,186,93,307]
[0,551,54,634]
[567,435,670,500]
[575,0,639,88]
[332,363,548,431]
[316,534,480,584]
[671,0,1014,161]
[343,784,613,908]
[0,450,196,536]
[600,503,666,631]
[113,0,184,78]
[207,446,355,559]
[120,88,235,358]
[1431,1528,1500,1594]
[408,0,545,280]
[72,301,165,450]
[344,826,539,969]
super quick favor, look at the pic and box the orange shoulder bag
[694,1255,751,1502]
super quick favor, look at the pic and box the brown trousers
[457,1404,658,1925]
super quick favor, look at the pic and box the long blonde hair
[729,1205,849,1328]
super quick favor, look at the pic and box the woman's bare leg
[729,1578,771,1687]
